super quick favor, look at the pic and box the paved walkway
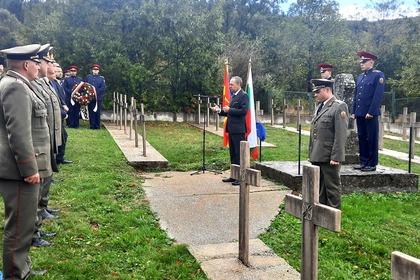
[103,122,300,279]
[274,125,420,165]
[143,171,300,279]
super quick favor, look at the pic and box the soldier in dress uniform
[309,79,348,209]
[62,65,82,128]
[30,44,62,248]
[351,51,385,172]
[85,63,106,129]
[317,63,333,80]
[0,44,48,279]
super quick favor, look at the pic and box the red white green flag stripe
[245,58,258,160]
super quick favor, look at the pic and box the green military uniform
[32,78,60,239]
[0,44,52,280]
[309,81,348,209]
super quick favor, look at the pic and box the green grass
[1,121,206,279]
[147,122,420,280]
[1,120,418,279]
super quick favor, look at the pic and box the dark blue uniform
[352,68,385,168]
[85,74,106,129]
[62,75,83,128]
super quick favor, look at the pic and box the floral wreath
[70,82,98,111]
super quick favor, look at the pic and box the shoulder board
[333,99,344,104]
[100,76,105,78]
[373,70,382,73]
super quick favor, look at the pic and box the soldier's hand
[222,105,230,113]
[351,114,355,119]
[365,113,373,119]
[24,173,40,184]
[330,160,340,165]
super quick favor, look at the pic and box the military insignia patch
[341,111,347,119]
[379,78,384,84]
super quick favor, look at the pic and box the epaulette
[100,76,104,78]
[373,70,382,73]
[333,99,344,104]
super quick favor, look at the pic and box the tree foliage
[0,0,419,112]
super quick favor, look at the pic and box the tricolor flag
[245,58,259,160]
[222,59,230,147]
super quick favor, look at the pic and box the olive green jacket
[0,70,52,180]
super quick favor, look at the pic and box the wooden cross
[392,251,420,280]
[231,141,261,266]
[285,165,341,280]
[255,101,264,122]
[379,105,390,150]
[119,93,123,130]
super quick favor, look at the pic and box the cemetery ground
[0,121,418,279]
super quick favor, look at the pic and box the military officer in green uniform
[0,44,50,279]
[309,79,349,209]
[31,44,61,248]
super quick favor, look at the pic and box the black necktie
[317,102,324,115]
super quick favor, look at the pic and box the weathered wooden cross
[231,141,261,266]
[113,92,117,123]
[379,105,390,150]
[140,103,147,157]
[392,251,420,280]
[119,93,123,130]
[285,165,342,280]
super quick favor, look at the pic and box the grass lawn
[0,120,417,279]
[1,121,206,280]
[147,122,420,280]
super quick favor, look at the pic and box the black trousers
[228,133,245,165]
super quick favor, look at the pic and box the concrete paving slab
[273,125,420,164]
[190,240,300,280]
[256,161,418,193]
[103,122,169,169]
[142,171,300,279]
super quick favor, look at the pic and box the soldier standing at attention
[62,65,82,128]
[85,63,106,129]
[0,44,48,279]
[318,63,333,80]
[351,51,385,172]
[309,79,348,209]
[31,44,62,249]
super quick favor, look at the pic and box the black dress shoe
[47,207,61,213]
[231,180,240,186]
[222,177,235,183]
[39,230,57,237]
[41,209,59,220]
[61,159,73,164]
[361,166,376,172]
[353,165,365,170]
[32,238,53,247]
[52,178,62,183]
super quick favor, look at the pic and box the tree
[0,9,26,48]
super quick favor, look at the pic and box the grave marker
[285,165,341,280]
[392,251,420,280]
[231,141,261,266]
